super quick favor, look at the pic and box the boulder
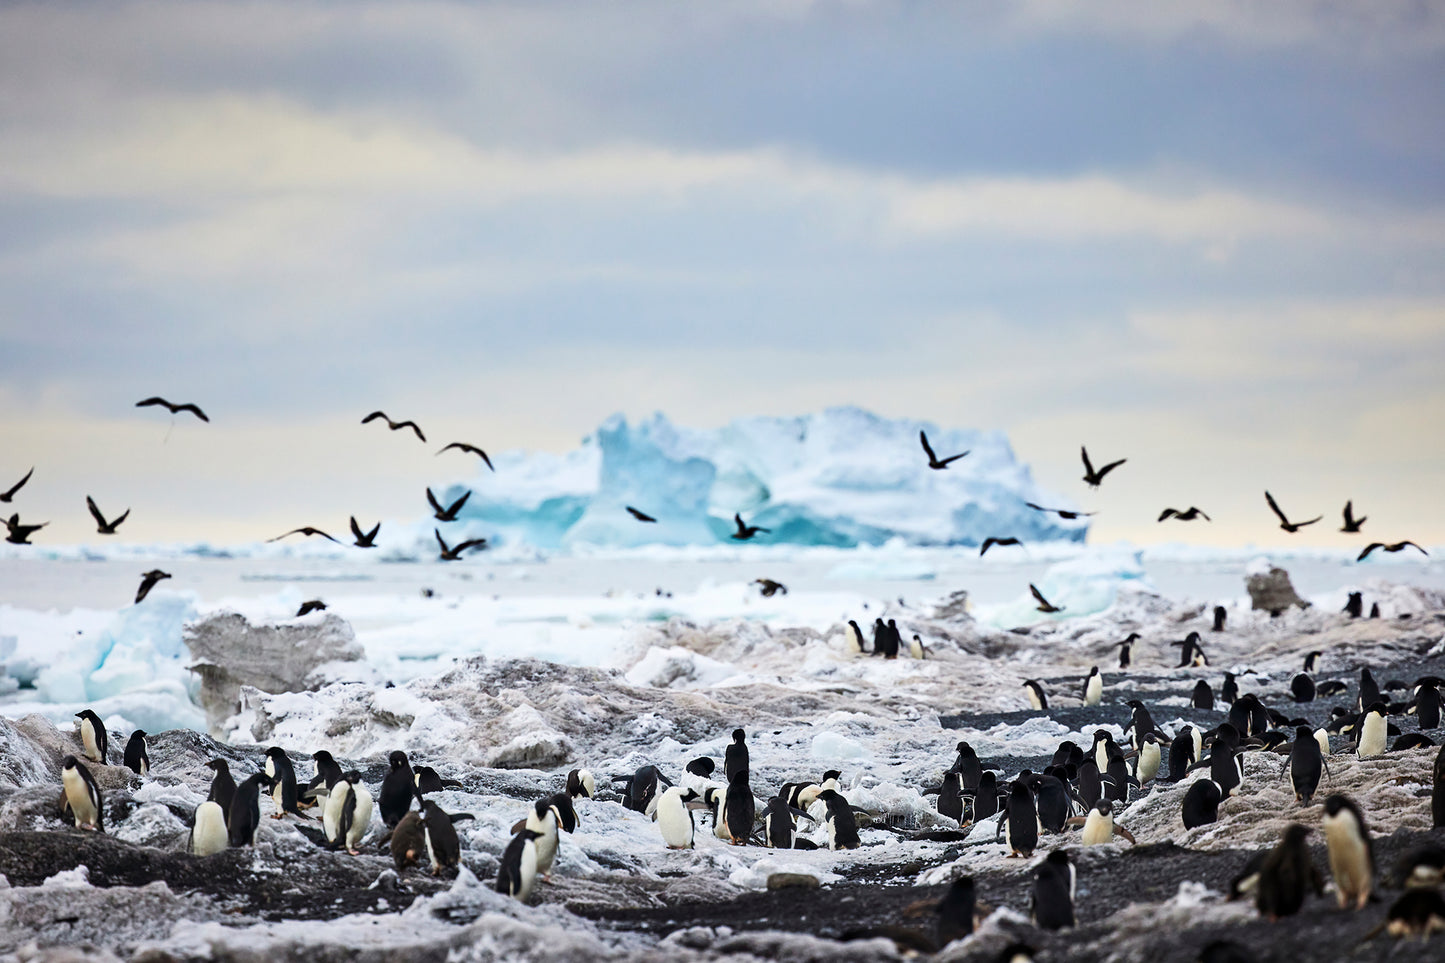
[1246,566,1311,616]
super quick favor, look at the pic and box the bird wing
[1295,516,1322,528]
[1030,583,1048,605]
[86,496,106,527]
[454,538,488,554]
[734,513,746,533]
[1357,543,1382,561]
[426,488,442,512]
[938,451,969,466]
[175,403,209,422]
[362,411,387,424]
[2,467,33,499]
[1264,491,1289,525]
[1158,509,1177,521]
[350,516,363,540]
[399,421,425,442]
[434,529,449,553]
[446,490,472,515]
[1397,541,1427,555]
[1342,501,1355,526]
[1024,502,1047,513]
[135,397,172,411]
[1080,446,1094,476]
[919,431,937,462]
[364,521,380,541]
[1095,458,1125,479]
[980,538,996,556]
[1197,509,1212,521]
[479,449,494,471]
[111,509,130,528]
[308,528,340,543]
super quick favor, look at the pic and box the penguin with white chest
[323,770,374,855]
[418,799,471,874]
[190,800,228,856]
[1023,680,1048,711]
[522,797,560,877]
[1322,794,1374,910]
[1082,667,1103,706]
[843,619,865,655]
[206,759,236,814]
[566,768,595,802]
[1031,851,1076,930]
[815,788,860,850]
[656,785,700,850]
[228,772,272,847]
[60,755,103,832]
[762,793,815,849]
[1074,799,1137,846]
[1000,781,1039,858]
[1286,725,1327,805]
[74,709,108,765]
[1356,703,1389,758]
[263,747,301,818]
[123,731,149,775]
[497,828,542,901]
[1135,732,1162,785]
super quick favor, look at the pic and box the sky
[1,0,1442,548]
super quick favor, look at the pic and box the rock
[933,590,973,623]
[1246,566,1311,616]
[183,613,364,735]
[766,873,819,890]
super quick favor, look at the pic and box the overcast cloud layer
[1,1,1442,547]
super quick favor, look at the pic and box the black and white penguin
[971,770,1004,820]
[1356,703,1389,758]
[937,770,965,822]
[1192,680,1215,710]
[909,633,925,660]
[1290,674,1316,703]
[1394,845,1445,889]
[1368,602,1381,619]
[1115,633,1139,670]
[228,772,272,847]
[1227,851,1267,902]
[762,793,812,849]
[1316,680,1348,698]
[1256,824,1321,920]
[496,828,543,900]
[1104,751,1134,804]
[1124,699,1165,748]
[1001,781,1039,858]
[1082,667,1102,707]
[950,742,982,791]
[1135,732,1162,785]
[122,731,149,775]
[1287,725,1326,805]
[1074,760,1103,810]
[843,619,865,655]
[524,797,561,876]
[613,765,670,814]
[1023,680,1048,711]
[1221,672,1239,706]
[1385,890,1445,939]
[263,747,301,818]
[380,750,416,829]
[1303,650,1323,673]
[1210,727,1245,797]
[883,619,901,659]
[206,758,236,815]
[934,875,975,946]
[1167,726,1196,782]
[1050,740,1083,769]
[1182,779,1223,829]
[657,785,699,850]
[1212,605,1227,632]
[74,709,108,765]
[1031,773,1072,834]
[324,770,375,854]
[305,749,344,806]
[815,788,860,850]
[1091,730,1116,773]
[60,755,103,832]
[722,769,756,846]
[1030,850,1075,930]
[414,765,463,795]
[1358,668,1381,712]
[1172,631,1208,667]
[566,767,596,800]
[870,618,887,657]
[1079,799,1136,846]
[420,799,470,873]
[190,800,228,856]
[724,729,749,783]
[547,792,579,834]
[1322,794,1373,910]
[1392,733,1435,751]
[1411,682,1442,730]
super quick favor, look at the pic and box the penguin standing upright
[1023,680,1049,711]
[1079,799,1136,846]
[1288,725,1326,805]
[1256,824,1322,920]
[60,755,103,831]
[1356,703,1389,758]
[1082,667,1102,706]
[391,811,428,872]
[722,769,755,846]
[190,800,228,856]
[937,770,965,822]
[1210,724,1245,797]
[1290,673,1316,703]
[1192,681,1215,710]
[1135,733,1162,785]
[951,742,982,791]
[843,619,865,655]
[870,619,887,657]
[909,633,925,659]
[380,750,417,829]
[305,749,344,807]
[1221,672,1239,706]
[883,619,901,659]
[1322,795,1373,910]
[762,793,810,849]
[524,797,561,876]
[418,799,468,874]
[971,771,1005,820]
[934,876,975,946]
[1031,851,1075,929]
[1116,633,1138,669]
[1212,605,1227,632]
[496,828,542,901]
[74,709,108,765]
[1074,761,1103,810]
[1412,682,1442,730]
[816,788,860,850]
[206,759,236,815]
[724,729,749,783]
[1173,632,1208,667]
[1303,651,1323,673]
[1032,773,1072,834]
[1001,781,1039,858]
[263,747,301,818]
[324,770,375,854]
[657,786,698,850]
[122,731,149,775]
[1344,592,1363,618]
[1359,669,1381,712]
[228,772,272,847]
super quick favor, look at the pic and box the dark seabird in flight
[436,529,487,561]
[135,569,171,603]
[920,431,968,470]
[754,579,787,597]
[1358,541,1427,562]
[626,506,657,523]
[267,527,341,544]
[1159,507,1211,522]
[1,468,33,503]
[350,517,380,547]
[1080,446,1126,487]
[731,514,769,540]
[5,514,47,544]
[1340,501,1366,534]
[86,497,130,535]
[1024,502,1096,521]
[361,411,425,442]
[437,442,495,472]
[980,537,1021,556]
[135,397,209,422]
[296,600,327,617]
[1030,583,1065,614]
[427,487,472,522]
[1265,491,1321,533]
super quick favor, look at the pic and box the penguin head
[1323,794,1364,827]
[1141,732,1158,746]
[533,797,556,821]
[955,741,973,756]
[730,768,751,786]
[821,769,842,783]
[1366,702,1389,718]
[1186,631,1201,643]
[312,750,334,764]
[685,758,715,778]
[1295,724,1314,740]
[206,758,230,774]
[62,754,81,771]
[129,730,147,741]
[732,728,746,743]
[815,789,841,804]
[1044,850,1072,870]
[341,769,362,784]
[1092,799,1113,817]
[388,750,409,770]
[1091,730,1110,746]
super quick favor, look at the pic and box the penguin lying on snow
[612,765,670,815]
[60,755,104,832]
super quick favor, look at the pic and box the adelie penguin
[1358,667,1381,711]
[380,750,417,829]
[190,798,228,856]
[1285,725,1326,805]
[1255,824,1323,921]
[393,800,474,874]
[933,876,976,947]
[1023,680,1048,711]
[74,709,108,765]
[522,797,561,877]
[60,755,104,832]
[950,742,982,791]
[843,619,865,655]
[206,759,236,815]
[612,765,670,815]
[1303,650,1323,674]
[1115,632,1138,669]
[1410,681,1442,730]
[1135,732,1162,785]
[1289,673,1315,703]
[497,828,543,901]
[1000,781,1039,858]
[1212,605,1227,632]
[1030,851,1075,930]
[123,730,149,775]
[263,747,301,818]
[1031,772,1072,834]
[1182,779,1223,829]
[762,793,815,849]
[1356,703,1389,758]
[1192,680,1215,710]
[566,767,595,801]
[1322,794,1373,910]
[969,771,1005,820]
[816,788,861,850]
[1074,798,1137,846]
[1168,725,1197,782]
[657,786,700,849]
[1082,666,1102,707]
[323,770,375,854]
[1172,632,1208,668]
[229,772,273,847]
[1221,672,1239,706]
[722,769,756,846]
[724,729,749,782]
[936,770,965,822]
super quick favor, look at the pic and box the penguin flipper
[449,813,476,824]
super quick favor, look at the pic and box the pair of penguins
[58,710,152,834]
[843,619,924,660]
[1226,796,1375,920]
[1108,631,1211,673]
[496,767,595,901]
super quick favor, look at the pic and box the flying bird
[4,513,46,545]
[86,497,130,535]
[267,526,341,544]
[1340,501,1366,534]
[1,468,33,503]
[435,529,487,561]
[980,537,1022,556]
[1030,583,1065,614]
[296,600,327,617]
[361,411,425,442]
[437,443,494,472]
[1265,491,1322,533]
[1024,502,1096,521]
[754,579,788,597]
[1158,507,1211,522]
[135,397,209,422]
[1357,541,1427,562]
[731,514,770,540]
[919,431,968,470]
[1080,447,1125,487]
[349,517,380,548]
[135,569,171,603]
[427,487,472,522]
[626,506,657,523]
